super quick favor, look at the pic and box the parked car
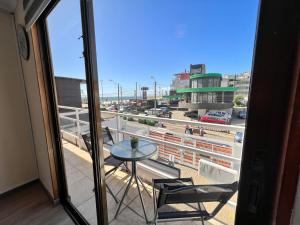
[184,111,198,119]
[234,132,244,143]
[145,108,172,118]
[206,111,232,119]
[199,115,230,124]
[145,108,163,116]
[157,104,170,110]
[238,111,247,119]
[158,111,172,118]
[159,106,170,113]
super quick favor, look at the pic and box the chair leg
[153,183,158,225]
[201,217,205,225]
[106,183,118,203]
[105,166,118,178]
[134,174,148,222]
[124,162,129,172]
[191,179,202,212]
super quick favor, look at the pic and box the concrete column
[222,92,224,103]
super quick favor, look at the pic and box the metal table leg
[132,161,148,223]
[114,161,149,223]
[114,175,133,218]
[137,176,152,197]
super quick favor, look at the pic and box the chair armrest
[153,178,194,191]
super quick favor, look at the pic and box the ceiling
[0,0,17,12]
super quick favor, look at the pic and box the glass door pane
[46,0,99,224]
[92,1,259,224]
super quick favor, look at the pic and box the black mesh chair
[82,127,128,203]
[152,178,238,225]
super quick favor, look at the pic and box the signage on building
[190,64,206,74]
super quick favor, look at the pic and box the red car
[199,115,230,124]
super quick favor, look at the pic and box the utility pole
[120,86,122,104]
[136,82,138,110]
[138,84,141,99]
[109,79,120,106]
[150,76,157,112]
[100,80,104,102]
[117,83,120,106]
[154,81,157,112]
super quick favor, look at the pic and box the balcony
[59,105,243,225]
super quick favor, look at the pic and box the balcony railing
[58,105,244,224]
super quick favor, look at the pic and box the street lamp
[150,76,157,112]
[109,79,120,106]
[100,80,104,102]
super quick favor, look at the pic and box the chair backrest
[81,127,114,157]
[102,127,114,146]
[82,133,92,155]
[157,181,238,219]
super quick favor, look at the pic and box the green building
[176,73,237,115]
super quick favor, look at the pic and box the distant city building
[55,76,85,108]
[224,72,251,98]
[163,71,190,104]
[141,87,149,100]
[170,71,190,92]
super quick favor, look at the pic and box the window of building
[192,79,197,88]
[202,93,208,103]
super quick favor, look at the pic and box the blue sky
[47,0,259,97]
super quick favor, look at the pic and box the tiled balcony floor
[62,139,235,225]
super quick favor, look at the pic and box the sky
[47,0,259,97]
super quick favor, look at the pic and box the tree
[234,95,246,107]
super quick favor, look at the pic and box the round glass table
[110,139,157,223]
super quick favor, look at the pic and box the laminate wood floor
[0,181,74,225]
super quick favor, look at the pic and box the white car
[145,108,163,116]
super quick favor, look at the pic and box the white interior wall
[0,10,38,193]
[13,0,54,198]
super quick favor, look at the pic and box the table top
[110,139,157,161]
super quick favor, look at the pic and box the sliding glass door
[36,0,298,224]
[39,0,107,224]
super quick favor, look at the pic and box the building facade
[225,72,251,98]
[170,72,190,92]
[55,76,85,108]
[168,71,190,102]
[141,87,149,100]
[177,70,237,115]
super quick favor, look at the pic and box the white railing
[58,106,243,164]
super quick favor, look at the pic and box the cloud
[175,24,187,38]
